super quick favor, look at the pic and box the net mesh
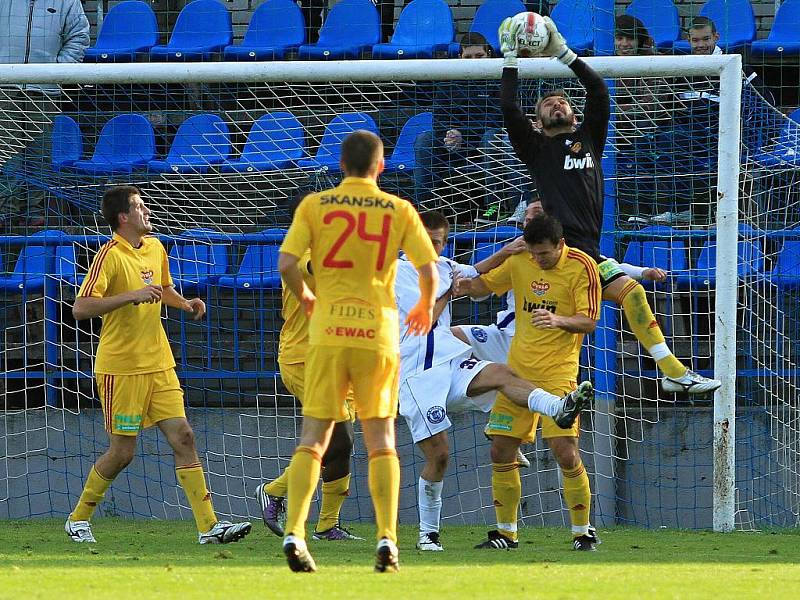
[0,61,798,530]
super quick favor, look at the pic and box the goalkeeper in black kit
[497,15,720,394]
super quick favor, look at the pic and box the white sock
[418,477,443,535]
[647,342,673,362]
[527,388,562,416]
[572,524,590,536]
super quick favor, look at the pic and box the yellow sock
[492,462,520,541]
[175,462,218,533]
[619,280,686,378]
[562,462,591,536]
[316,473,351,532]
[265,466,290,498]
[69,466,113,521]
[368,449,399,544]
[285,446,322,539]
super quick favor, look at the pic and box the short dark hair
[340,130,383,177]
[689,16,717,34]
[419,210,450,233]
[536,89,570,119]
[523,213,563,246]
[615,14,653,49]
[460,32,492,56]
[101,185,140,231]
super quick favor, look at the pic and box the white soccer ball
[510,12,550,57]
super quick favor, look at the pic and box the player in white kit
[396,211,594,552]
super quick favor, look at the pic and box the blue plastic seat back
[94,1,159,50]
[168,0,232,48]
[242,112,305,163]
[471,0,526,53]
[166,114,231,164]
[472,242,504,265]
[313,113,378,161]
[317,0,380,47]
[242,0,305,47]
[551,0,595,51]
[768,0,800,42]
[169,242,229,283]
[52,115,82,166]
[774,240,800,280]
[92,114,155,164]
[699,0,756,49]
[696,240,764,277]
[641,239,688,273]
[390,0,454,46]
[625,0,681,48]
[55,245,78,282]
[239,245,280,275]
[389,112,432,164]
[12,245,48,279]
[776,108,800,150]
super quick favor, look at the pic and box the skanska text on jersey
[319,195,396,209]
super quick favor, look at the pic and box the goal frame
[0,54,744,531]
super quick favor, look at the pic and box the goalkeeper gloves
[542,17,577,66]
[498,17,521,69]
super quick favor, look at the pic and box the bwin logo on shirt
[563,154,595,170]
[427,406,446,424]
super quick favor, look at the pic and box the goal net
[0,57,797,531]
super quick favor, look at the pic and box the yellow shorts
[485,381,579,443]
[303,346,398,421]
[96,369,185,436]
[278,360,355,422]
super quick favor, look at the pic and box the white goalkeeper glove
[542,17,577,66]
[498,17,521,69]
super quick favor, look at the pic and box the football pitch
[1,520,798,599]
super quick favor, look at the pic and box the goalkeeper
[496,16,720,395]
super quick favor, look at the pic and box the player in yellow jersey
[277,131,439,573]
[458,213,601,551]
[65,186,251,545]
[254,200,361,542]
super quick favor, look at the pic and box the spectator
[414,33,525,221]
[687,16,721,56]
[614,14,653,56]
[0,0,89,227]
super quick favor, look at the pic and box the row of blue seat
[51,111,433,175]
[85,0,800,63]
[3,231,800,293]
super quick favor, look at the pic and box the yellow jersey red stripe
[567,249,601,320]
[80,240,117,298]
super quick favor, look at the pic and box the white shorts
[457,324,512,364]
[399,354,495,444]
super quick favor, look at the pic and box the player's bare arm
[162,285,206,320]
[72,285,163,321]
[531,309,596,334]
[406,261,438,335]
[454,275,492,298]
[278,251,315,317]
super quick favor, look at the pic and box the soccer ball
[510,12,550,57]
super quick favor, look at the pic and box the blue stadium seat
[770,239,800,288]
[751,0,800,57]
[168,241,229,292]
[217,245,282,288]
[51,115,82,170]
[625,0,681,50]
[0,231,66,293]
[71,114,155,175]
[83,1,159,62]
[297,112,379,172]
[672,0,756,53]
[448,0,526,56]
[221,112,305,173]
[54,245,79,286]
[148,114,232,174]
[677,239,765,287]
[384,112,433,173]
[753,108,800,168]
[223,0,305,61]
[298,0,380,59]
[471,241,504,265]
[550,0,596,55]
[372,0,455,59]
[150,0,232,61]
[624,238,688,287]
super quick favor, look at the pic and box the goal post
[0,55,774,531]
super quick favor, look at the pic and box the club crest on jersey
[530,279,550,296]
[140,269,153,284]
[470,327,488,343]
[569,141,582,154]
[426,406,446,424]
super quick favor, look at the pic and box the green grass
[1,520,798,599]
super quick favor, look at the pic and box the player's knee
[551,443,580,470]
[173,424,196,452]
[479,362,514,388]
[108,444,135,469]
[322,421,354,479]
[428,447,449,477]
